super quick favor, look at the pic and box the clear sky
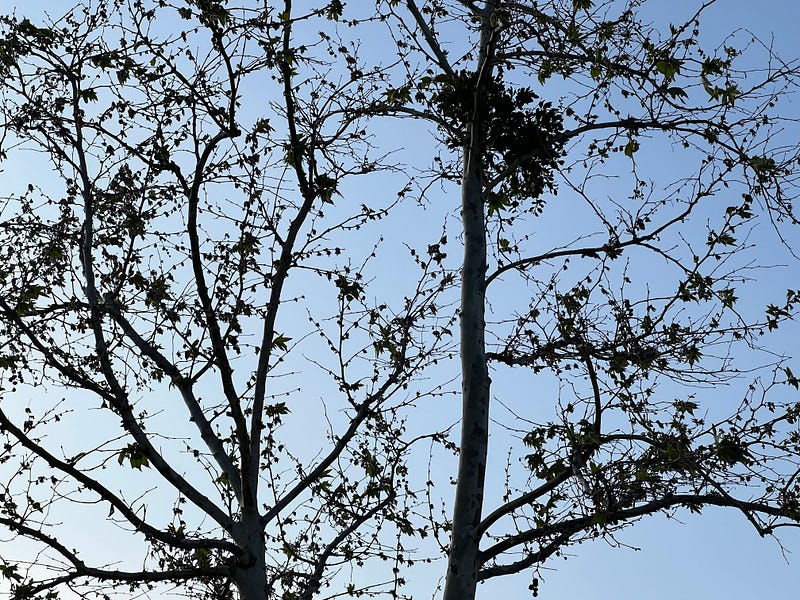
[480,2,800,599]
[0,2,799,600]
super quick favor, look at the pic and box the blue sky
[478,2,800,599]
[0,1,799,599]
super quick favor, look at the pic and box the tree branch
[0,407,241,555]
[105,301,243,502]
[479,492,797,568]
[405,0,455,78]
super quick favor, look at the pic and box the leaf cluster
[430,70,565,212]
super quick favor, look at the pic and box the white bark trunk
[442,6,498,599]
[233,511,268,600]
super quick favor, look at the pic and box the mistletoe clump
[431,70,566,213]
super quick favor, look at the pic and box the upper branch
[405,0,455,77]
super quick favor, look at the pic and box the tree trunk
[233,510,268,600]
[442,14,496,600]
[442,162,490,600]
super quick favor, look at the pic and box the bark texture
[442,5,497,599]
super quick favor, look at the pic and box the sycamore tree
[1,1,800,600]
[0,2,456,599]
[373,1,800,599]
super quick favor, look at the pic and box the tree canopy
[0,1,799,600]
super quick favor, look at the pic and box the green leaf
[252,118,273,135]
[708,231,736,247]
[665,86,688,100]
[314,173,338,204]
[538,60,553,84]
[624,139,639,158]
[703,80,740,106]
[749,155,777,174]
[271,334,292,351]
[701,57,726,77]
[682,345,701,366]
[194,548,211,568]
[487,192,511,215]
[326,0,344,20]
[335,275,364,302]
[385,85,411,105]
[18,19,55,42]
[0,562,23,584]
[655,59,681,81]
[719,287,738,309]
[117,444,150,470]
[90,52,116,69]
[715,434,752,465]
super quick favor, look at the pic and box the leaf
[252,118,273,135]
[785,367,799,390]
[314,173,338,204]
[624,139,639,158]
[719,287,738,309]
[271,335,292,351]
[90,52,116,69]
[335,275,364,302]
[118,444,150,470]
[655,59,681,81]
[682,345,701,366]
[264,402,290,417]
[674,400,699,415]
[326,0,344,21]
[715,434,752,465]
[749,155,777,174]
[79,88,98,103]
[0,562,22,582]
[487,192,511,215]
[665,86,688,101]
[538,60,553,84]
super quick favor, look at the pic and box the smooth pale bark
[443,6,497,599]
[233,510,268,600]
[442,162,489,600]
